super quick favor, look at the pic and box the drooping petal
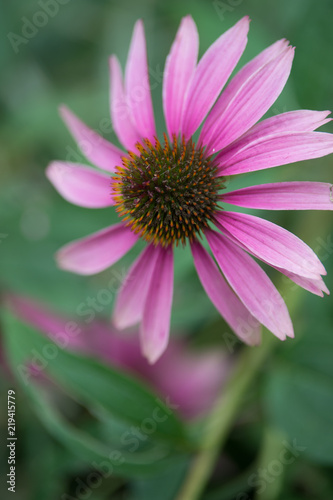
[56,223,138,275]
[125,20,156,142]
[222,182,333,210]
[141,246,174,364]
[201,39,289,138]
[215,211,326,279]
[218,38,288,94]
[181,16,249,139]
[217,132,333,176]
[201,39,288,147]
[201,42,294,154]
[46,161,114,208]
[153,341,231,419]
[59,106,123,173]
[109,55,142,151]
[113,244,159,329]
[163,15,199,138]
[92,325,229,419]
[214,222,330,298]
[5,295,84,350]
[191,240,261,345]
[5,293,230,420]
[243,109,331,135]
[274,268,330,297]
[216,110,331,162]
[206,230,294,340]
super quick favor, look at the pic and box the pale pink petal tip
[191,240,261,346]
[113,244,159,330]
[222,182,333,211]
[46,161,113,209]
[206,230,294,341]
[125,19,156,141]
[216,110,333,174]
[109,55,142,151]
[140,247,174,364]
[218,131,333,177]
[58,105,123,173]
[181,15,250,138]
[163,14,199,137]
[201,39,294,154]
[216,211,326,279]
[56,223,138,276]
[5,294,72,341]
[279,269,330,297]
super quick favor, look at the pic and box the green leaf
[264,286,333,466]
[2,310,187,445]
[264,363,333,465]
[1,310,192,469]
[26,382,184,477]
[130,457,190,500]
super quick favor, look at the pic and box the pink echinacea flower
[46,16,333,363]
[4,294,230,419]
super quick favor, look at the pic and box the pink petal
[86,326,230,419]
[215,211,326,279]
[153,342,231,419]
[274,268,329,297]
[182,16,249,139]
[163,15,199,138]
[191,240,261,345]
[125,20,156,142]
[219,39,289,94]
[59,106,123,173]
[206,230,294,340]
[6,293,230,420]
[243,109,331,135]
[113,244,159,329]
[201,43,294,154]
[83,324,229,419]
[56,223,138,275]
[217,109,331,163]
[218,132,333,176]
[5,295,84,350]
[46,161,114,208]
[201,39,288,144]
[216,223,330,298]
[141,246,174,364]
[222,182,333,210]
[109,55,142,151]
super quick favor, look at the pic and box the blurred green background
[1,0,333,499]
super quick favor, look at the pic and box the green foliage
[1,0,333,498]
[264,291,333,465]
[2,311,191,478]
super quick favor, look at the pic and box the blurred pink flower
[5,294,231,419]
[46,16,333,362]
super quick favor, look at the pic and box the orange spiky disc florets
[112,135,224,247]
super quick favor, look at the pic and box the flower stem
[176,334,276,500]
[176,218,330,500]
